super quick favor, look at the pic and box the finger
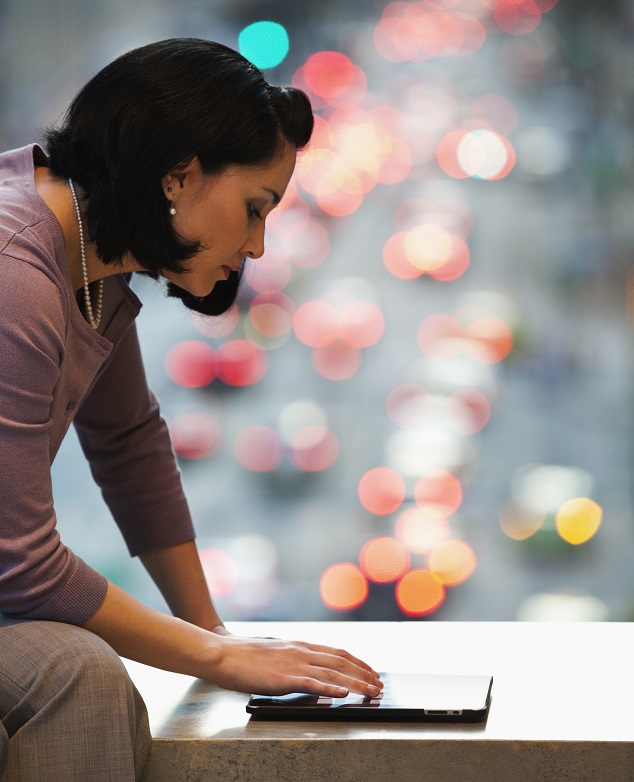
[305,649,384,687]
[299,642,381,677]
[288,676,358,699]
[310,665,383,697]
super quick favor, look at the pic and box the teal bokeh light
[238,21,289,70]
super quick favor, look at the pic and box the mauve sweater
[0,144,196,625]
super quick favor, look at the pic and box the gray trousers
[0,615,151,781]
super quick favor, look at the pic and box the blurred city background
[2,0,633,622]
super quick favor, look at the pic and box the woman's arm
[139,540,226,632]
[82,580,382,698]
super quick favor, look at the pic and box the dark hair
[42,38,314,315]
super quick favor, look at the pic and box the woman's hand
[208,633,383,698]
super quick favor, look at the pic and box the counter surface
[126,622,634,781]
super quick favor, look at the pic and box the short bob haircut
[42,38,314,315]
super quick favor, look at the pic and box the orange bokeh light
[359,536,411,583]
[358,466,406,515]
[395,569,445,617]
[320,563,369,611]
[428,539,477,586]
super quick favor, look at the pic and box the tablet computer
[247,672,493,722]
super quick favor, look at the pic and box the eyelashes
[247,204,263,220]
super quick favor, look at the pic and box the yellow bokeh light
[555,497,603,545]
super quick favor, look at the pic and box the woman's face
[161,141,296,297]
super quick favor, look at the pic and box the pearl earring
[169,203,176,216]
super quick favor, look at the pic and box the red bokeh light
[199,548,239,597]
[217,340,268,387]
[358,467,406,515]
[290,425,339,472]
[169,412,222,460]
[248,293,295,339]
[165,341,218,388]
[234,426,283,472]
[312,339,363,381]
[338,301,385,348]
[414,470,463,516]
[293,300,340,348]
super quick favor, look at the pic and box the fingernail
[368,684,380,696]
[336,686,349,696]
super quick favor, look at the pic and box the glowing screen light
[320,563,369,611]
[395,569,445,617]
[358,466,406,515]
[238,21,290,69]
[555,497,603,545]
[359,537,410,583]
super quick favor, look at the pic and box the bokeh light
[428,539,477,586]
[199,548,239,598]
[320,563,369,611]
[438,128,515,180]
[414,470,463,515]
[238,21,289,69]
[555,497,603,545]
[312,339,363,381]
[165,341,218,388]
[499,496,547,541]
[218,340,268,387]
[290,425,339,472]
[293,300,339,347]
[169,411,222,460]
[359,536,411,583]
[358,466,406,515]
[234,426,283,472]
[395,569,445,617]
[192,304,239,338]
[394,506,449,554]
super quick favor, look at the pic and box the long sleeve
[72,319,196,557]
[0,253,108,623]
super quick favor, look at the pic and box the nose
[241,221,266,260]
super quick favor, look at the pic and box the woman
[0,38,382,781]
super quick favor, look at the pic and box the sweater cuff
[19,555,109,625]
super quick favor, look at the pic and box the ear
[161,156,202,198]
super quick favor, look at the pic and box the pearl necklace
[68,178,103,330]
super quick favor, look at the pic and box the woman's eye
[248,204,263,220]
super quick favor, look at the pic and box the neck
[34,166,139,292]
